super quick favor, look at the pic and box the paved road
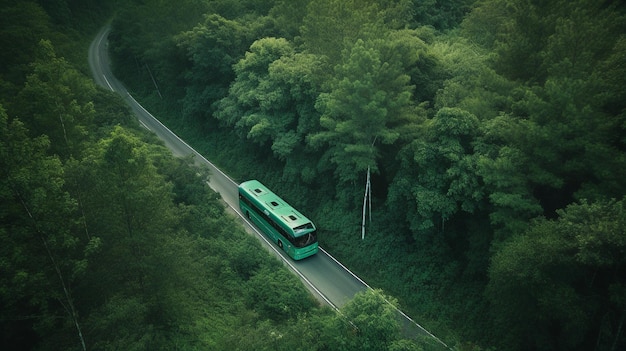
[88,24,448,348]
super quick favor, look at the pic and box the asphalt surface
[88,24,448,348]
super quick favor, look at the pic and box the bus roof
[239,180,315,233]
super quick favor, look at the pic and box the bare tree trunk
[145,63,162,99]
[39,233,87,351]
[15,189,87,351]
[611,310,625,351]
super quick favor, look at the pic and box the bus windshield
[293,230,317,248]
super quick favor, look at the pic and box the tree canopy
[106,0,626,348]
[4,0,624,350]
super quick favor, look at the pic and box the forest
[1,1,437,350]
[1,0,625,350]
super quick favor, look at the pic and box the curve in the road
[89,24,449,349]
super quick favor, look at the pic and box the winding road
[88,24,448,348]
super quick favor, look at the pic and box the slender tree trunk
[145,63,162,99]
[15,188,87,351]
[77,191,91,240]
[39,234,87,351]
[59,114,69,146]
[611,310,625,351]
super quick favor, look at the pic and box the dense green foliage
[2,0,624,350]
[1,1,431,350]
[103,0,626,350]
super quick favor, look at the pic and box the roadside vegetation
[1,0,625,350]
[0,1,432,350]
[106,0,626,350]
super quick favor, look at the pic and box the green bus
[238,180,318,260]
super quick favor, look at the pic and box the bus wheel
[245,211,249,219]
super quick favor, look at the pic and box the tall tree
[82,126,175,296]
[474,115,543,240]
[459,0,626,227]
[214,36,325,175]
[69,126,192,349]
[0,106,88,350]
[389,107,484,247]
[176,14,260,126]
[13,40,96,159]
[308,37,422,183]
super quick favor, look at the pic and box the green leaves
[0,104,90,350]
[176,14,252,123]
[301,0,380,62]
[330,289,427,351]
[392,107,483,236]
[215,37,325,165]
[564,199,626,268]
[97,0,626,350]
[309,37,421,182]
[476,140,542,239]
[245,266,316,322]
[0,1,50,88]
[487,198,626,351]
[13,40,96,159]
